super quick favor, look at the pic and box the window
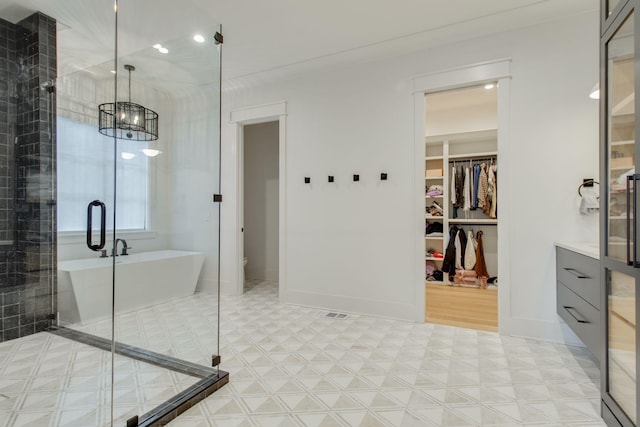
[57,117,149,231]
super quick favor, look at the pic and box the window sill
[58,230,158,245]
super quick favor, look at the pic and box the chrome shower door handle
[87,200,106,251]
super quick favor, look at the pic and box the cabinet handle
[563,306,589,324]
[635,174,640,267]
[627,175,633,266]
[563,268,589,279]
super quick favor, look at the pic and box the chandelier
[98,64,159,141]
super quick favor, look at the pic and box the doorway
[242,122,280,292]
[424,83,499,332]
[230,101,287,298]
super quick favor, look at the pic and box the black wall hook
[380,173,388,181]
[328,176,334,183]
[304,177,311,184]
[353,174,359,182]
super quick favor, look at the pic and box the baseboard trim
[502,315,586,347]
[281,289,418,321]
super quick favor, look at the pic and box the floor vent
[325,312,349,319]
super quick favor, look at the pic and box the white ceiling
[0,0,598,87]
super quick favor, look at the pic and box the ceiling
[426,84,497,113]
[0,0,598,88]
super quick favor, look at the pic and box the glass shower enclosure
[0,1,227,425]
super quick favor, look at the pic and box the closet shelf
[425,176,444,180]
[610,215,628,220]
[425,256,444,261]
[611,165,634,172]
[449,151,498,160]
[425,235,444,240]
[425,195,444,199]
[449,218,497,224]
[611,140,634,146]
[425,156,444,161]
[425,215,443,219]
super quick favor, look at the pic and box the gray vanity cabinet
[556,247,601,359]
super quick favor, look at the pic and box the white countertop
[555,241,599,260]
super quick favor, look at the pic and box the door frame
[230,101,287,297]
[412,59,512,331]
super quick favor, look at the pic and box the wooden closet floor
[425,283,498,332]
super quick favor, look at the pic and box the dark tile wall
[0,13,56,342]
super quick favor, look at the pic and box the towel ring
[578,180,599,197]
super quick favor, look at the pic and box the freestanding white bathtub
[57,250,204,325]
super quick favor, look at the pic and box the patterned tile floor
[1,280,607,426]
[171,280,606,427]
[0,333,199,427]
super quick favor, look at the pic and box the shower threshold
[48,326,229,427]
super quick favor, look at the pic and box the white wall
[169,92,221,292]
[220,11,599,344]
[243,121,279,281]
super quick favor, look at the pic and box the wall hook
[380,173,388,181]
[353,174,359,182]
[328,176,334,183]
[304,177,311,184]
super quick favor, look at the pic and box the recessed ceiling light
[121,152,135,160]
[484,83,495,90]
[158,47,169,54]
[142,148,162,157]
[153,44,162,49]
[193,34,205,43]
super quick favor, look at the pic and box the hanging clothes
[450,165,458,218]
[442,225,459,274]
[454,232,462,270]
[454,228,467,270]
[450,165,457,205]
[477,163,489,209]
[464,230,477,269]
[455,165,464,208]
[490,165,497,219]
[483,163,496,217]
[472,163,481,209]
[463,167,471,212]
[475,230,489,280]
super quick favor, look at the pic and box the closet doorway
[242,122,280,292]
[424,84,499,332]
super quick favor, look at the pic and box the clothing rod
[449,157,496,164]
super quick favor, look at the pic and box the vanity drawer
[556,247,600,310]
[557,282,601,359]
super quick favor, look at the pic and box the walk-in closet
[424,84,499,332]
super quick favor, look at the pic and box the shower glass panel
[1,0,225,424]
[112,11,222,366]
[111,0,226,423]
[607,13,634,263]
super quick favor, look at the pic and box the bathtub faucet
[113,238,131,256]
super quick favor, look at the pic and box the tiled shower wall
[0,13,56,342]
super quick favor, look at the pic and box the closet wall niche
[424,83,499,332]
